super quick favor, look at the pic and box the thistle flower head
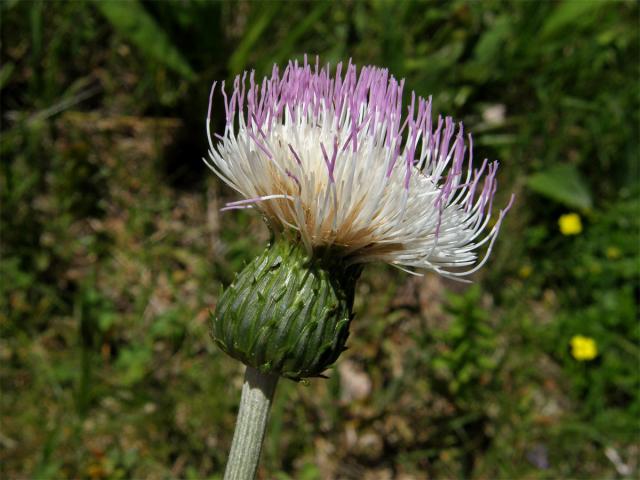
[205,56,514,280]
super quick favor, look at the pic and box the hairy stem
[224,367,279,480]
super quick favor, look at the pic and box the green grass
[1,1,639,478]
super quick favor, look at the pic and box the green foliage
[547,192,640,423]
[1,0,638,479]
[431,286,500,404]
[96,0,195,80]
[527,164,592,210]
[539,0,607,39]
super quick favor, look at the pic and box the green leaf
[98,312,117,332]
[271,2,332,66]
[115,347,153,386]
[96,0,195,79]
[474,16,511,64]
[540,0,606,39]
[527,164,592,210]
[228,3,280,74]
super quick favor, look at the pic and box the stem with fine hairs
[223,366,279,480]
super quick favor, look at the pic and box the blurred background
[1,1,639,479]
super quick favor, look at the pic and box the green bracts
[212,239,360,381]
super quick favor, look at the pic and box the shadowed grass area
[1,1,639,479]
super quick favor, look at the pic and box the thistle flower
[206,58,513,480]
[205,56,514,281]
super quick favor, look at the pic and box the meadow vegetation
[1,1,639,478]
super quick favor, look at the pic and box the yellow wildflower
[559,213,582,236]
[606,246,621,259]
[570,335,598,361]
[588,262,602,275]
[518,264,532,279]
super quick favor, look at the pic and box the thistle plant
[204,56,514,479]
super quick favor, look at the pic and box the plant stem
[224,366,279,480]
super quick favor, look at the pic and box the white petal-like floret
[205,57,513,280]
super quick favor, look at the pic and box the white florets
[205,57,513,280]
